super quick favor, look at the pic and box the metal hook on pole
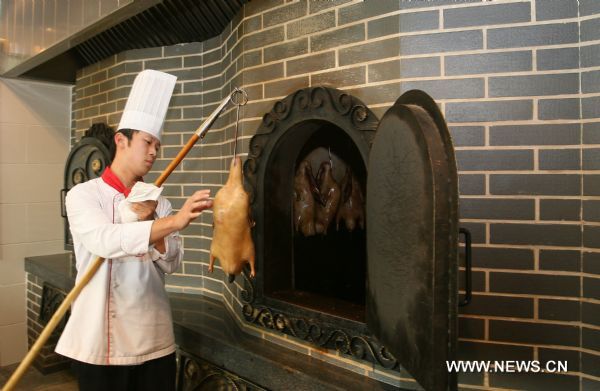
[2,87,250,391]
[231,87,248,162]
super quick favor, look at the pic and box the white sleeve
[150,197,183,274]
[66,184,153,259]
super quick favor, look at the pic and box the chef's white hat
[117,69,177,141]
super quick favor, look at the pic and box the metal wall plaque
[39,283,69,336]
[177,349,265,391]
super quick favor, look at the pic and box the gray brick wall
[69,0,600,389]
[578,0,600,384]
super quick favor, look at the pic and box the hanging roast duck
[208,88,255,283]
[336,167,365,232]
[314,161,341,235]
[293,160,322,237]
[209,157,256,282]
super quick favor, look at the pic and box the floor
[0,363,78,390]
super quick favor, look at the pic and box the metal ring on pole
[230,87,248,107]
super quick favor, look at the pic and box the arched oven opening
[243,86,377,327]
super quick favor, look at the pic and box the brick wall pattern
[68,0,600,389]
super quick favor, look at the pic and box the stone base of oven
[171,293,402,391]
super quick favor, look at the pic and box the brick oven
[239,85,459,390]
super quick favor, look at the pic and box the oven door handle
[458,227,472,307]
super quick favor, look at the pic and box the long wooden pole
[2,89,240,390]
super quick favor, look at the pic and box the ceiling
[8,0,249,83]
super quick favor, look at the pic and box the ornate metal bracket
[239,271,399,371]
[177,349,264,391]
[39,283,70,335]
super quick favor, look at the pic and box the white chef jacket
[55,177,183,365]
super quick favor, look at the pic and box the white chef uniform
[55,174,183,365]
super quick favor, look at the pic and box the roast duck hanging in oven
[336,166,365,232]
[293,160,321,236]
[314,161,342,235]
[293,158,365,237]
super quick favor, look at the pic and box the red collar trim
[101,166,133,197]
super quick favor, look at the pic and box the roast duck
[293,160,321,236]
[315,161,341,234]
[293,159,365,236]
[209,157,256,282]
[336,167,365,232]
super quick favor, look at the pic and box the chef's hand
[175,190,213,230]
[130,200,158,221]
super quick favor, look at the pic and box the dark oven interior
[263,120,368,322]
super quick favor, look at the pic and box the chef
[56,69,213,391]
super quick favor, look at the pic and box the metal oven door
[366,90,459,391]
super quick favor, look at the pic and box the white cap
[117,69,177,141]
